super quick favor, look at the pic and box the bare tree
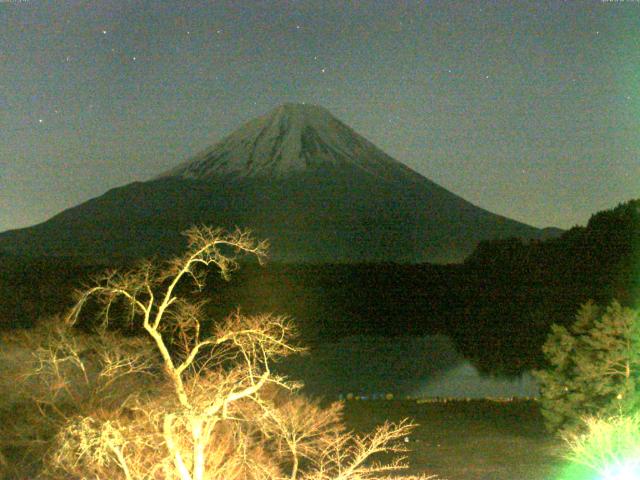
[6,226,439,480]
[0,316,156,478]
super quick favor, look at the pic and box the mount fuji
[0,103,557,263]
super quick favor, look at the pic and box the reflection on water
[276,334,539,398]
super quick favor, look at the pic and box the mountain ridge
[0,103,560,263]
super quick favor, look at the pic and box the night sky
[2,0,638,233]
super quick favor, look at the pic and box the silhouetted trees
[451,199,639,374]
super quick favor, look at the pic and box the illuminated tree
[5,226,437,480]
[534,300,640,433]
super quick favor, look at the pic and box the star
[321,68,326,73]
[102,30,107,35]
[38,118,43,123]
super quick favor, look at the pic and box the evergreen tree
[534,300,640,433]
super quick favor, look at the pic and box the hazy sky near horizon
[1,0,638,233]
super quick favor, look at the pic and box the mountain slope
[0,103,557,263]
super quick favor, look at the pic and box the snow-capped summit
[159,103,420,184]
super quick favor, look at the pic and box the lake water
[277,334,540,399]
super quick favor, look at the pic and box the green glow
[556,460,640,480]
[555,462,598,480]
[556,414,640,480]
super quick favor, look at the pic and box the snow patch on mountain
[158,103,425,185]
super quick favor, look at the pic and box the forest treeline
[1,199,637,376]
[454,198,639,374]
